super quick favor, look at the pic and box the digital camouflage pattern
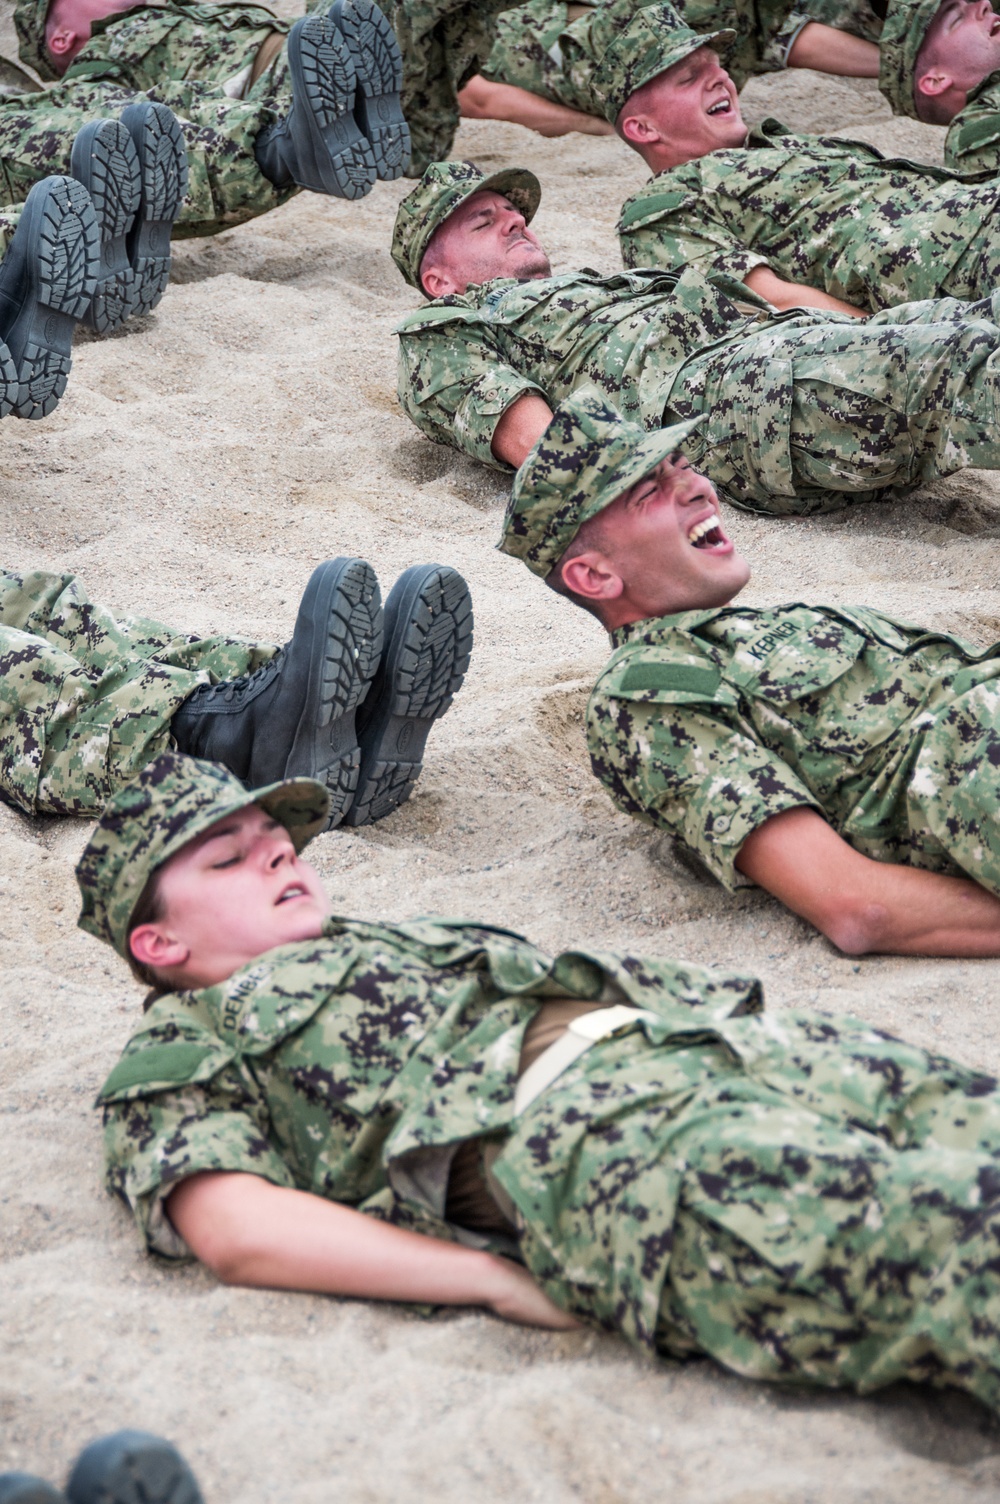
[0,72,297,237]
[385,0,522,173]
[587,601,1000,890]
[395,264,1000,515]
[482,0,882,112]
[618,118,1000,314]
[99,910,1000,1412]
[0,569,275,818]
[877,0,940,117]
[499,385,701,576]
[390,158,541,289]
[76,752,330,956]
[944,71,1000,174]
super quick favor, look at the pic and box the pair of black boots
[254,0,410,197]
[0,1430,202,1504]
[171,558,473,829]
[0,101,187,420]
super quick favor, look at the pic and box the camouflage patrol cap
[499,385,703,577]
[878,0,943,117]
[391,159,542,291]
[591,0,736,123]
[76,752,330,957]
[13,0,59,82]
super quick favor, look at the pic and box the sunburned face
[918,0,1000,104]
[562,454,750,627]
[621,48,747,168]
[419,190,552,298]
[129,803,330,990]
[45,0,138,72]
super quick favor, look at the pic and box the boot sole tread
[119,104,187,320]
[70,119,140,334]
[291,17,376,198]
[333,0,410,179]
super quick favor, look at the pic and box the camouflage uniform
[0,569,275,816]
[943,72,1000,175]
[482,0,881,114]
[618,118,1000,314]
[877,0,937,118]
[85,757,1000,1413]
[394,166,1000,518]
[13,0,517,178]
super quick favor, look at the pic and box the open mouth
[276,883,309,905]
[687,512,728,549]
[991,16,1000,36]
[706,98,731,116]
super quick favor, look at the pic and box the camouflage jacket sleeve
[618,178,769,285]
[586,641,818,890]
[944,73,1000,174]
[102,1064,296,1259]
[396,301,546,468]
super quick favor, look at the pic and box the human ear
[45,24,78,56]
[916,66,952,97]
[560,553,624,602]
[420,263,459,299]
[620,112,655,146]
[129,923,191,971]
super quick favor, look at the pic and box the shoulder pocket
[98,1039,234,1104]
[618,662,721,697]
[617,188,698,234]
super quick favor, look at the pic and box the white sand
[4,21,1000,1499]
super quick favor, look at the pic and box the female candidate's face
[129,804,330,989]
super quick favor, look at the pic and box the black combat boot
[171,557,383,828]
[254,13,376,199]
[118,102,188,319]
[66,1431,203,1504]
[346,564,473,826]
[0,1477,64,1504]
[69,117,140,334]
[326,0,410,180]
[0,174,100,419]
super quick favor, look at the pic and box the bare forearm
[787,22,879,77]
[736,806,1000,956]
[167,1172,578,1327]
[491,391,555,467]
[459,75,614,137]
[744,265,866,319]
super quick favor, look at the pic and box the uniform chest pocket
[723,621,867,707]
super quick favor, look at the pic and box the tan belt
[513,1003,657,1116]
[250,29,287,88]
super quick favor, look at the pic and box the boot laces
[188,649,285,708]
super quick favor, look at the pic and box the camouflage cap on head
[76,752,331,958]
[878,0,944,117]
[498,385,704,577]
[391,159,542,292]
[591,0,735,123]
[13,0,59,82]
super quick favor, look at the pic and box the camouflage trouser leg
[672,294,1000,517]
[0,75,297,240]
[481,0,604,114]
[0,569,275,815]
[653,1011,1000,1412]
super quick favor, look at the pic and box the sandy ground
[5,13,1000,1500]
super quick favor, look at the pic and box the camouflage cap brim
[593,9,736,123]
[13,0,60,81]
[500,385,704,577]
[391,160,542,291]
[878,0,943,117]
[75,753,330,957]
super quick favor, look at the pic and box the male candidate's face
[419,190,551,297]
[919,0,1000,95]
[626,48,746,164]
[567,455,750,623]
[131,804,330,989]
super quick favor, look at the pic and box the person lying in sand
[610,3,1000,315]
[82,749,1000,1416]
[0,558,471,826]
[0,9,404,244]
[459,0,880,140]
[499,385,1000,958]
[0,100,185,420]
[394,159,1000,520]
[879,0,1000,171]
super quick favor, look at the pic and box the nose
[501,205,527,234]
[260,829,294,869]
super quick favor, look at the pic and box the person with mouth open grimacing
[500,385,1000,959]
[608,1,1000,317]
